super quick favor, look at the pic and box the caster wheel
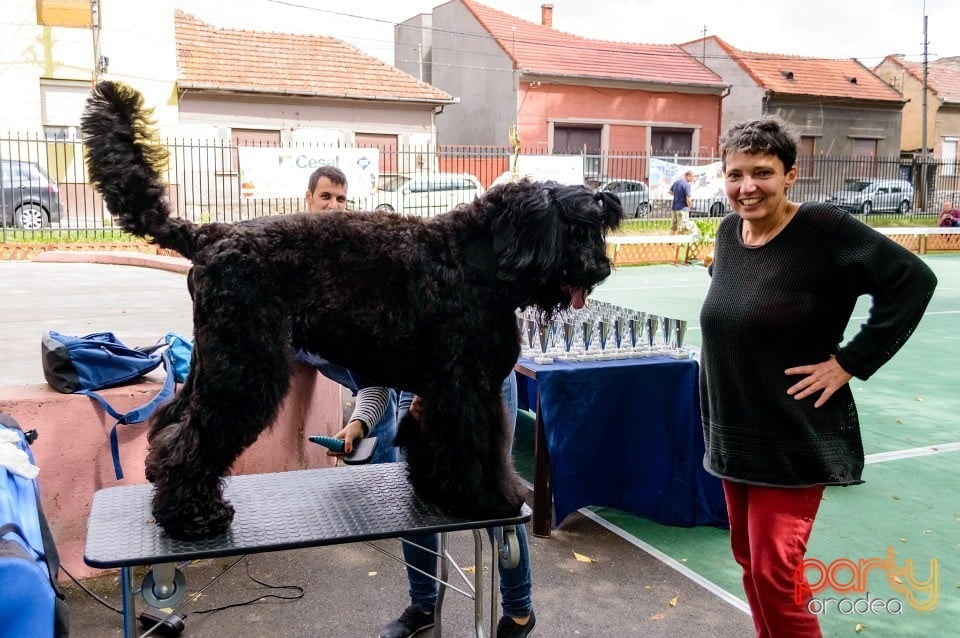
[141,567,187,608]
[498,526,521,570]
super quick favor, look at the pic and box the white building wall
[0,0,179,133]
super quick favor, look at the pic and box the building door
[356,133,399,175]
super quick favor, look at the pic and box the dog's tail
[80,81,198,259]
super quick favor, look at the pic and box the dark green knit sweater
[699,203,937,486]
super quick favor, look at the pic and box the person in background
[379,373,535,638]
[699,116,936,638]
[669,170,695,233]
[937,199,960,227]
[305,165,349,211]
[299,165,397,463]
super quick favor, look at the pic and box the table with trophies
[513,302,728,536]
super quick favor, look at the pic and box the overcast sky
[176,0,957,69]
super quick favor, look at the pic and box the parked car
[0,160,63,229]
[690,186,731,217]
[589,179,651,218]
[824,178,914,215]
[352,172,482,217]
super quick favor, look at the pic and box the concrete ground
[1,258,754,637]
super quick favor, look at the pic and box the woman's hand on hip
[785,356,853,408]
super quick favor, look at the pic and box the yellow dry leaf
[892,575,903,585]
[573,551,595,563]
[855,622,867,632]
[644,585,652,590]
[668,594,680,607]
[463,565,476,574]
[649,613,666,620]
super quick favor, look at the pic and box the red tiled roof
[880,55,960,105]
[461,0,724,90]
[720,38,903,103]
[174,11,453,104]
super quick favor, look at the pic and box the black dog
[81,81,622,540]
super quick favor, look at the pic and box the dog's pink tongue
[569,287,587,309]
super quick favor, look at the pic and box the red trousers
[723,480,825,638]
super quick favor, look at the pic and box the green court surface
[514,255,959,638]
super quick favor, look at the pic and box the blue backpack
[0,413,69,638]
[40,331,192,479]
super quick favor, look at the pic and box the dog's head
[481,179,623,315]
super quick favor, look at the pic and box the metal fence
[2,133,958,240]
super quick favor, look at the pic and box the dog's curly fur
[80,81,623,540]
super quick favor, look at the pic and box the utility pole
[920,13,929,210]
[701,25,707,63]
[91,0,106,83]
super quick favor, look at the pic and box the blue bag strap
[80,350,177,480]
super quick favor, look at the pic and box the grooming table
[85,463,530,638]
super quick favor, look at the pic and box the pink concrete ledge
[0,363,343,580]
[33,250,191,274]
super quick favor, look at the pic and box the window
[37,0,91,27]
[943,138,957,177]
[850,138,878,176]
[553,125,601,177]
[798,136,817,178]
[650,128,693,156]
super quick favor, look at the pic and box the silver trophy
[644,314,660,355]
[580,319,596,359]
[534,318,554,364]
[670,319,691,359]
[661,317,674,353]
[559,321,578,361]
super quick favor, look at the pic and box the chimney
[541,4,553,28]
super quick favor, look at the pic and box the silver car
[825,179,914,215]
[592,179,651,218]
[0,160,63,229]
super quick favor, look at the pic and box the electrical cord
[60,555,304,619]
[180,556,304,619]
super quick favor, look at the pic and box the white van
[354,172,483,217]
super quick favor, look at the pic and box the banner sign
[238,147,379,199]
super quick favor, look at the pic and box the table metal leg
[489,528,500,638]
[120,566,136,638]
[532,392,553,537]
[433,533,447,637]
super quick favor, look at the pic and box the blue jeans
[397,373,533,617]
[295,350,397,464]
[369,389,398,464]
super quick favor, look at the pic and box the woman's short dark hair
[719,116,799,172]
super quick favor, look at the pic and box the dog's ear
[592,190,624,231]
[485,181,565,279]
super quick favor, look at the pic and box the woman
[699,116,937,638]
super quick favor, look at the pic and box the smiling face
[723,150,797,223]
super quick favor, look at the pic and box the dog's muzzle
[562,285,588,309]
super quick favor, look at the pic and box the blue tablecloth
[515,355,727,528]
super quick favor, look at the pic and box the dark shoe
[379,605,435,638]
[496,610,536,637]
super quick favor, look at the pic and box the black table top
[85,463,530,568]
